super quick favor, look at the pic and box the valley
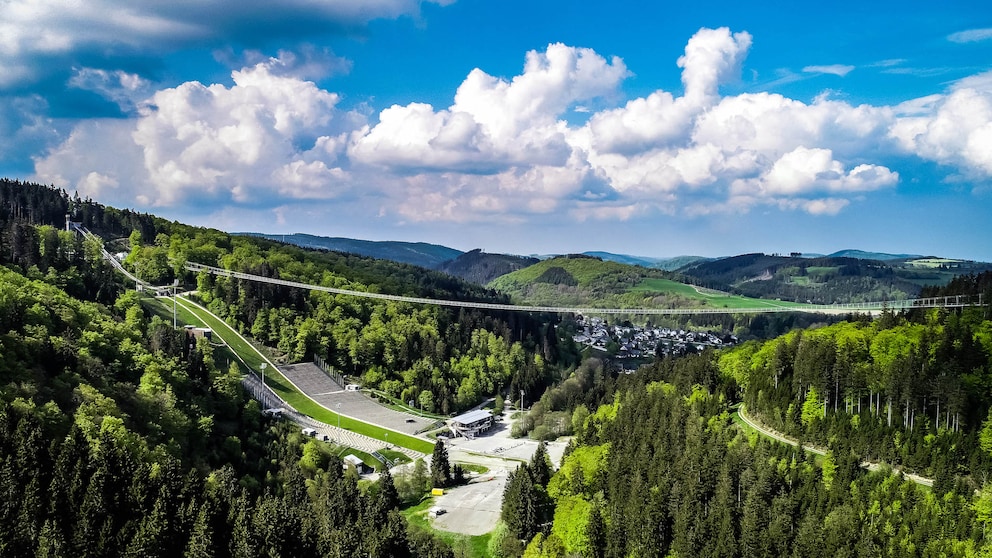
[1,179,991,557]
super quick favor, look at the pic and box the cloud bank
[0,0,444,89]
[31,27,992,227]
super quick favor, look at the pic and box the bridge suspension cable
[69,223,982,316]
[184,262,983,316]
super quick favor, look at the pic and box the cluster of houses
[570,315,737,359]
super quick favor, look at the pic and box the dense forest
[496,287,992,556]
[0,179,573,556]
[722,306,992,481]
[0,246,451,556]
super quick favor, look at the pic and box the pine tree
[184,501,217,558]
[373,468,400,521]
[431,440,451,488]
[124,496,169,558]
[36,519,69,558]
[501,464,539,542]
[585,505,606,558]
[529,442,553,488]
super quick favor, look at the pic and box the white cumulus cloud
[677,27,752,106]
[351,42,628,173]
[35,58,363,207]
[30,26,992,229]
[890,72,992,178]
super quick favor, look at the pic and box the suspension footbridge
[71,222,983,316]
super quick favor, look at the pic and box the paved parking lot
[426,412,570,536]
[432,473,508,536]
[279,363,435,435]
[280,363,569,537]
[444,412,568,467]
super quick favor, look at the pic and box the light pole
[520,389,524,411]
[385,432,389,448]
[260,362,267,390]
[172,279,179,328]
[336,403,341,429]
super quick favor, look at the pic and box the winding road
[736,405,933,487]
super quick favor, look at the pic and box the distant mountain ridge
[581,251,713,271]
[235,233,463,268]
[233,233,987,301]
[581,251,661,268]
[827,249,923,261]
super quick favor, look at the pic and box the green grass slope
[488,255,804,310]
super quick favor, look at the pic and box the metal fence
[313,354,346,388]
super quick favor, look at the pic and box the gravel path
[736,405,933,487]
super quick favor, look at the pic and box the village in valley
[570,315,738,360]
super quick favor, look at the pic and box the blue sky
[2,0,991,260]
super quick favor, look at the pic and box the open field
[908,258,966,267]
[631,278,811,310]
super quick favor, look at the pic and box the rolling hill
[828,249,923,260]
[237,232,463,268]
[486,254,802,311]
[581,251,713,271]
[676,252,992,304]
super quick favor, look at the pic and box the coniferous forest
[4,179,992,557]
[496,301,992,557]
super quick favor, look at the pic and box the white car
[428,506,446,519]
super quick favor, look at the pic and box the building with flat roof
[343,454,372,474]
[447,409,494,439]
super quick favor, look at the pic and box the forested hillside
[721,305,992,481]
[10,178,992,558]
[494,298,992,557]
[0,237,449,556]
[678,253,922,303]
[240,232,463,269]
[436,249,539,286]
[2,180,578,416]
[677,252,992,304]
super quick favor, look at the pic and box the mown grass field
[490,257,618,287]
[631,278,810,310]
[153,295,435,455]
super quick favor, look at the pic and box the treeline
[922,271,992,317]
[721,308,992,481]
[0,180,128,304]
[499,355,988,557]
[0,178,159,247]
